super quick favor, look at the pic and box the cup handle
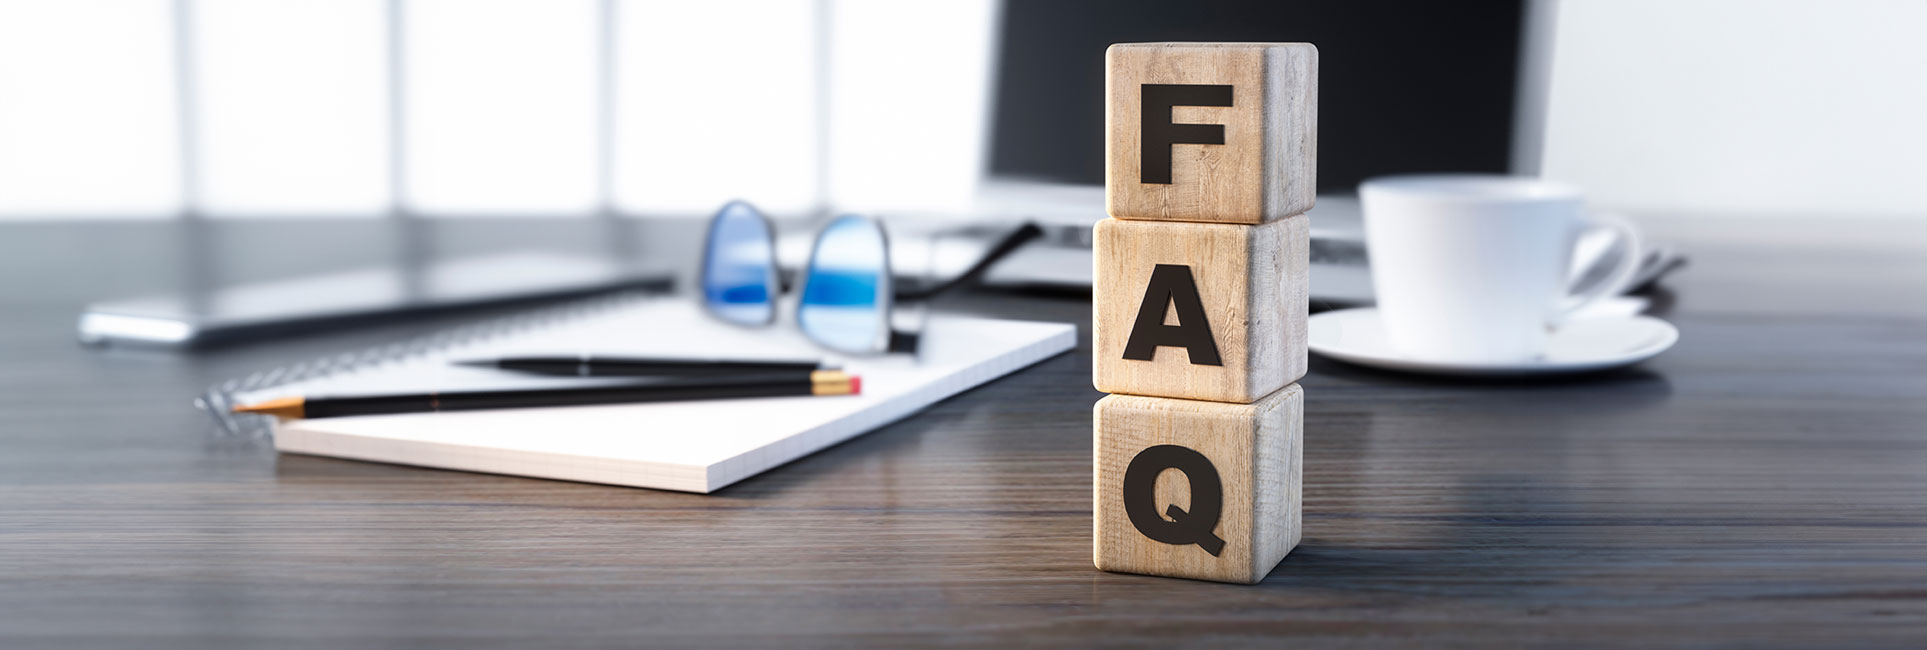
[1554,211,1643,325]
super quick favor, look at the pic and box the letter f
[1140,84,1234,184]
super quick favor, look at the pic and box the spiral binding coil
[194,291,653,439]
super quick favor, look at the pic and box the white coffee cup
[1359,174,1642,364]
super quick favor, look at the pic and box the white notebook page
[264,298,1075,492]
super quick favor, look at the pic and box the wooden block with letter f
[1094,385,1303,584]
[1092,215,1309,403]
[1106,42,1318,224]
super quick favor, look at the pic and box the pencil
[232,370,861,419]
[455,355,822,377]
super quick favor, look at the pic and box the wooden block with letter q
[1106,42,1318,224]
[1092,215,1308,403]
[1094,385,1303,584]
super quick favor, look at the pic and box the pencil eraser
[850,375,862,395]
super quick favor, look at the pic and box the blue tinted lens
[701,202,777,325]
[798,216,888,353]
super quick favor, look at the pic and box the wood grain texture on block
[1093,216,1308,403]
[1093,385,1303,584]
[1106,42,1317,224]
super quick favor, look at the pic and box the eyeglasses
[699,201,1041,356]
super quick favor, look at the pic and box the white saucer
[1307,307,1679,377]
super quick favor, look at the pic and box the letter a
[1121,264,1222,366]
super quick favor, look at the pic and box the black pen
[455,355,823,377]
[232,370,861,419]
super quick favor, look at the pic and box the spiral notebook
[217,295,1075,493]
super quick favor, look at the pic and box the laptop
[818,0,1553,304]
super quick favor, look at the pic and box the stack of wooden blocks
[1093,42,1318,584]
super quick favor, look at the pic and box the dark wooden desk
[3,217,1925,648]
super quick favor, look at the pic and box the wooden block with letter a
[1094,385,1303,584]
[1092,215,1308,403]
[1106,42,1318,224]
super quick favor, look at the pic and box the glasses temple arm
[891,222,1044,302]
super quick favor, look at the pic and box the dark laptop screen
[988,0,1525,192]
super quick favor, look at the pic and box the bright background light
[195,0,390,216]
[0,0,1008,221]
[0,1,181,217]
[402,0,600,216]
[826,0,997,217]
[0,0,1002,221]
[3,1,1925,222]
[615,0,821,217]
[1542,0,1927,219]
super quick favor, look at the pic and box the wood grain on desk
[2,218,1925,648]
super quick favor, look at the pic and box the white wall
[0,1,181,218]
[196,0,390,217]
[15,1,1913,221]
[1540,0,1927,219]
[0,0,1000,221]
[825,0,999,217]
[615,0,821,217]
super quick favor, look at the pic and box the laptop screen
[987,0,1525,192]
